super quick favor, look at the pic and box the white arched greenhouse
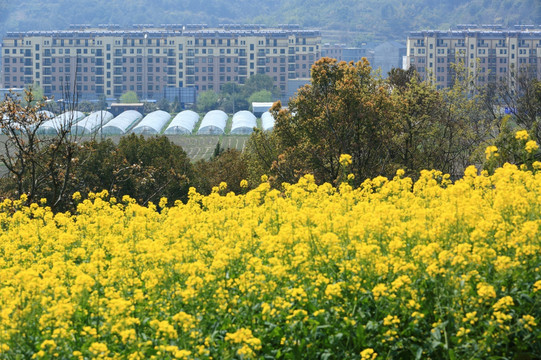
[101,110,143,135]
[197,110,228,135]
[164,110,199,135]
[36,111,85,135]
[261,111,275,131]
[71,111,114,136]
[230,110,257,134]
[131,110,171,135]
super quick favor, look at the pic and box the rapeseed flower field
[0,161,540,359]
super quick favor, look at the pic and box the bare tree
[0,80,85,210]
[490,65,541,142]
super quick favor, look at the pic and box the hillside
[0,0,539,42]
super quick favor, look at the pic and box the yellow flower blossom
[525,140,539,153]
[485,145,499,160]
[360,348,377,360]
[515,130,530,141]
[339,153,352,167]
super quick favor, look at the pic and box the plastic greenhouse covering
[131,110,171,135]
[197,110,227,135]
[4,111,55,133]
[230,110,257,134]
[36,111,85,135]
[261,111,275,131]
[164,110,199,135]
[71,111,114,136]
[101,110,143,135]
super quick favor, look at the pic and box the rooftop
[409,25,541,39]
[4,25,321,39]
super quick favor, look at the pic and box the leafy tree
[243,74,279,98]
[268,57,396,185]
[156,97,171,113]
[96,95,108,111]
[120,91,139,103]
[72,139,128,195]
[193,148,249,195]
[77,101,96,113]
[248,90,273,105]
[244,128,282,186]
[197,90,220,112]
[388,68,452,176]
[213,141,224,159]
[116,134,193,205]
[143,101,158,114]
[219,83,248,113]
[171,96,182,113]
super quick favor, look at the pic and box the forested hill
[0,0,540,42]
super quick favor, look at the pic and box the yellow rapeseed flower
[515,130,530,141]
[525,140,539,153]
[339,153,352,167]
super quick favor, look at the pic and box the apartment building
[1,24,321,100]
[406,25,541,89]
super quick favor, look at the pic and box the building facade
[321,43,374,65]
[373,41,406,76]
[1,24,321,100]
[406,25,541,89]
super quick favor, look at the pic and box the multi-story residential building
[406,25,541,89]
[1,24,321,100]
